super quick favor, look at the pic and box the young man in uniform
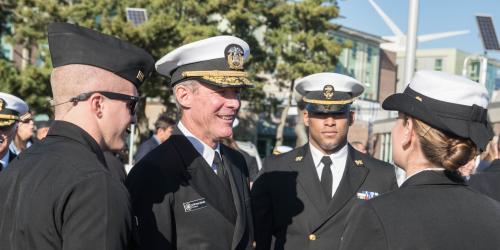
[252,72,397,250]
[0,22,154,249]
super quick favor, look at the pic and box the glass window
[434,58,443,71]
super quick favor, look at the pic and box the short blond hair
[50,64,129,117]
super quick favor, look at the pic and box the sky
[335,0,500,59]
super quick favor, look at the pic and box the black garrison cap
[48,22,155,88]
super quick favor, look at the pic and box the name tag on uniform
[183,198,208,212]
[356,191,379,200]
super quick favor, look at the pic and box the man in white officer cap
[126,36,253,250]
[252,73,397,250]
[0,92,29,171]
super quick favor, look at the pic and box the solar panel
[126,8,148,26]
[476,15,500,51]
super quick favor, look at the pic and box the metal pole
[127,123,136,172]
[404,0,419,86]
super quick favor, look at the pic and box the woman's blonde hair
[403,114,478,171]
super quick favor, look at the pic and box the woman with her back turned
[340,70,500,250]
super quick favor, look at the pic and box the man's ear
[175,85,193,109]
[348,111,355,126]
[90,94,104,118]
[303,110,310,127]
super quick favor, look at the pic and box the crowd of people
[0,22,499,250]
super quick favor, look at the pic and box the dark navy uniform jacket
[252,144,397,250]
[126,128,253,250]
[469,159,500,202]
[340,170,500,250]
[0,121,134,250]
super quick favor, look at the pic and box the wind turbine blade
[368,0,404,36]
[418,30,469,42]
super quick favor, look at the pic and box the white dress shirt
[0,150,10,170]
[309,143,348,198]
[177,121,221,173]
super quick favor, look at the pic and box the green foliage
[0,0,344,125]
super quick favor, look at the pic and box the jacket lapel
[290,145,328,215]
[314,146,369,230]
[221,146,248,249]
[170,128,237,224]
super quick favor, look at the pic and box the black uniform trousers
[252,144,397,250]
[126,128,253,250]
[340,170,500,250]
[0,121,134,250]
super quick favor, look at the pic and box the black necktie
[213,152,230,189]
[321,156,333,200]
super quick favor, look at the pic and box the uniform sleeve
[251,158,274,250]
[339,201,388,250]
[60,173,133,250]
[126,162,175,250]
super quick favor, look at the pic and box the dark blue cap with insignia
[155,36,253,88]
[48,22,155,88]
[295,73,364,114]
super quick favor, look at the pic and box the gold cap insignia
[295,156,303,162]
[355,160,364,166]
[136,70,145,82]
[0,99,4,111]
[225,44,244,70]
[323,85,335,99]
[415,96,422,102]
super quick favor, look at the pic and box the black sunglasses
[70,91,140,115]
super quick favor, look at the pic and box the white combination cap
[295,72,364,114]
[383,70,492,151]
[155,35,252,88]
[0,92,29,127]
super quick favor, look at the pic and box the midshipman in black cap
[0,22,154,250]
[0,92,29,171]
[252,72,397,250]
[126,36,254,250]
[340,70,500,250]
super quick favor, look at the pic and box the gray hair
[173,79,199,118]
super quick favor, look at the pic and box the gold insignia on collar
[295,156,303,162]
[415,96,422,102]
[136,70,145,82]
[323,85,335,99]
[355,160,364,166]
[225,44,244,70]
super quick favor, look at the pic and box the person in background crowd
[350,141,367,154]
[9,111,34,154]
[127,35,254,250]
[222,137,259,184]
[0,22,154,250]
[34,120,52,141]
[134,112,175,163]
[252,73,397,250]
[476,135,498,171]
[0,93,29,171]
[339,70,500,250]
[469,134,500,202]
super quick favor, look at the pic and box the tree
[257,0,345,148]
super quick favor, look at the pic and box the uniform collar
[309,142,348,168]
[401,169,465,188]
[47,120,106,166]
[177,121,220,166]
